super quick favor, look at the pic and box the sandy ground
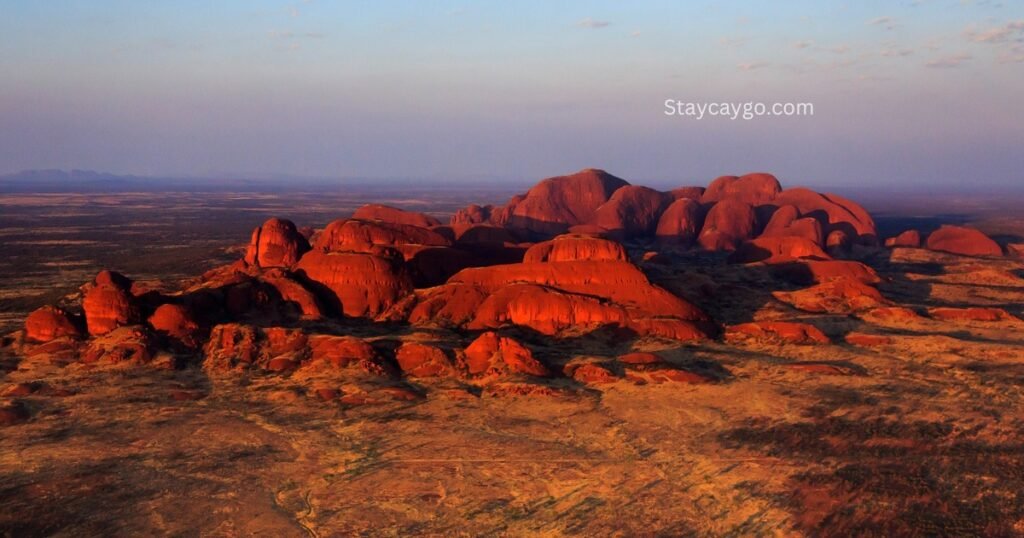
[2,244,1024,536]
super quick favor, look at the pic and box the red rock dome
[82,270,140,336]
[353,204,441,228]
[587,185,672,239]
[925,225,1002,257]
[24,306,82,342]
[293,251,413,318]
[698,199,757,251]
[244,217,310,268]
[498,169,630,235]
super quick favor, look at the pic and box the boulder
[243,217,309,268]
[587,185,673,238]
[655,198,704,247]
[761,205,824,246]
[497,169,630,235]
[698,199,757,251]
[82,270,140,336]
[352,204,440,228]
[395,342,456,377]
[885,230,921,248]
[203,323,260,370]
[462,332,550,377]
[82,326,155,365]
[148,304,201,347]
[925,225,1002,257]
[24,306,82,343]
[293,251,413,318]
[307,335,378,367]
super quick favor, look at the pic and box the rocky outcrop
[244,217,309,268]
[293,251,413,318]
[701,173,781,205]
[522,235,627,263]
[148,304,201,347]
[450,204,493,227]
[925,225,1002,257]
[463,332,550,377]
[698,199,757,251]
[82,271,140,336]
[885,230,921,248]
[353,204,441,228]
[655,198,703,247]
[24,306,82,343]
[587,185,672,239]
[313,219,450,252]
[771,188,877,245]
[496,169,630,235]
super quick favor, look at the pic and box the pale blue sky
[1,1,1022,188]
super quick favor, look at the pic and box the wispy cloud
[868,16,898,30]
[793,40,814,49]
[576,17,610,29]
[964,20,1024,43]
[831,44,851,54]
[926,53,972,68]
[737,61,770,71]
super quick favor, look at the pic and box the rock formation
[82,271,140,336]
[352,204,441,228]
[925,225,1002,257]
[244,217,309,268]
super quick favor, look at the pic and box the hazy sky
[1,1,1022,189]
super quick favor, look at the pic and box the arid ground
[2,185,1024,536]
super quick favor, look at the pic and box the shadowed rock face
[925,225,1003,257]
[698,199,757,251]
[656,198,704,247]
[588,185,673,239]
[497,168,631,235]
[82,270,140,336]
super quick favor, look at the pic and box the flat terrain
[2,189,1024,535]
[0,188,509,335]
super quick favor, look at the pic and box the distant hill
[0,169,522,193]
[0,169,295,193]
